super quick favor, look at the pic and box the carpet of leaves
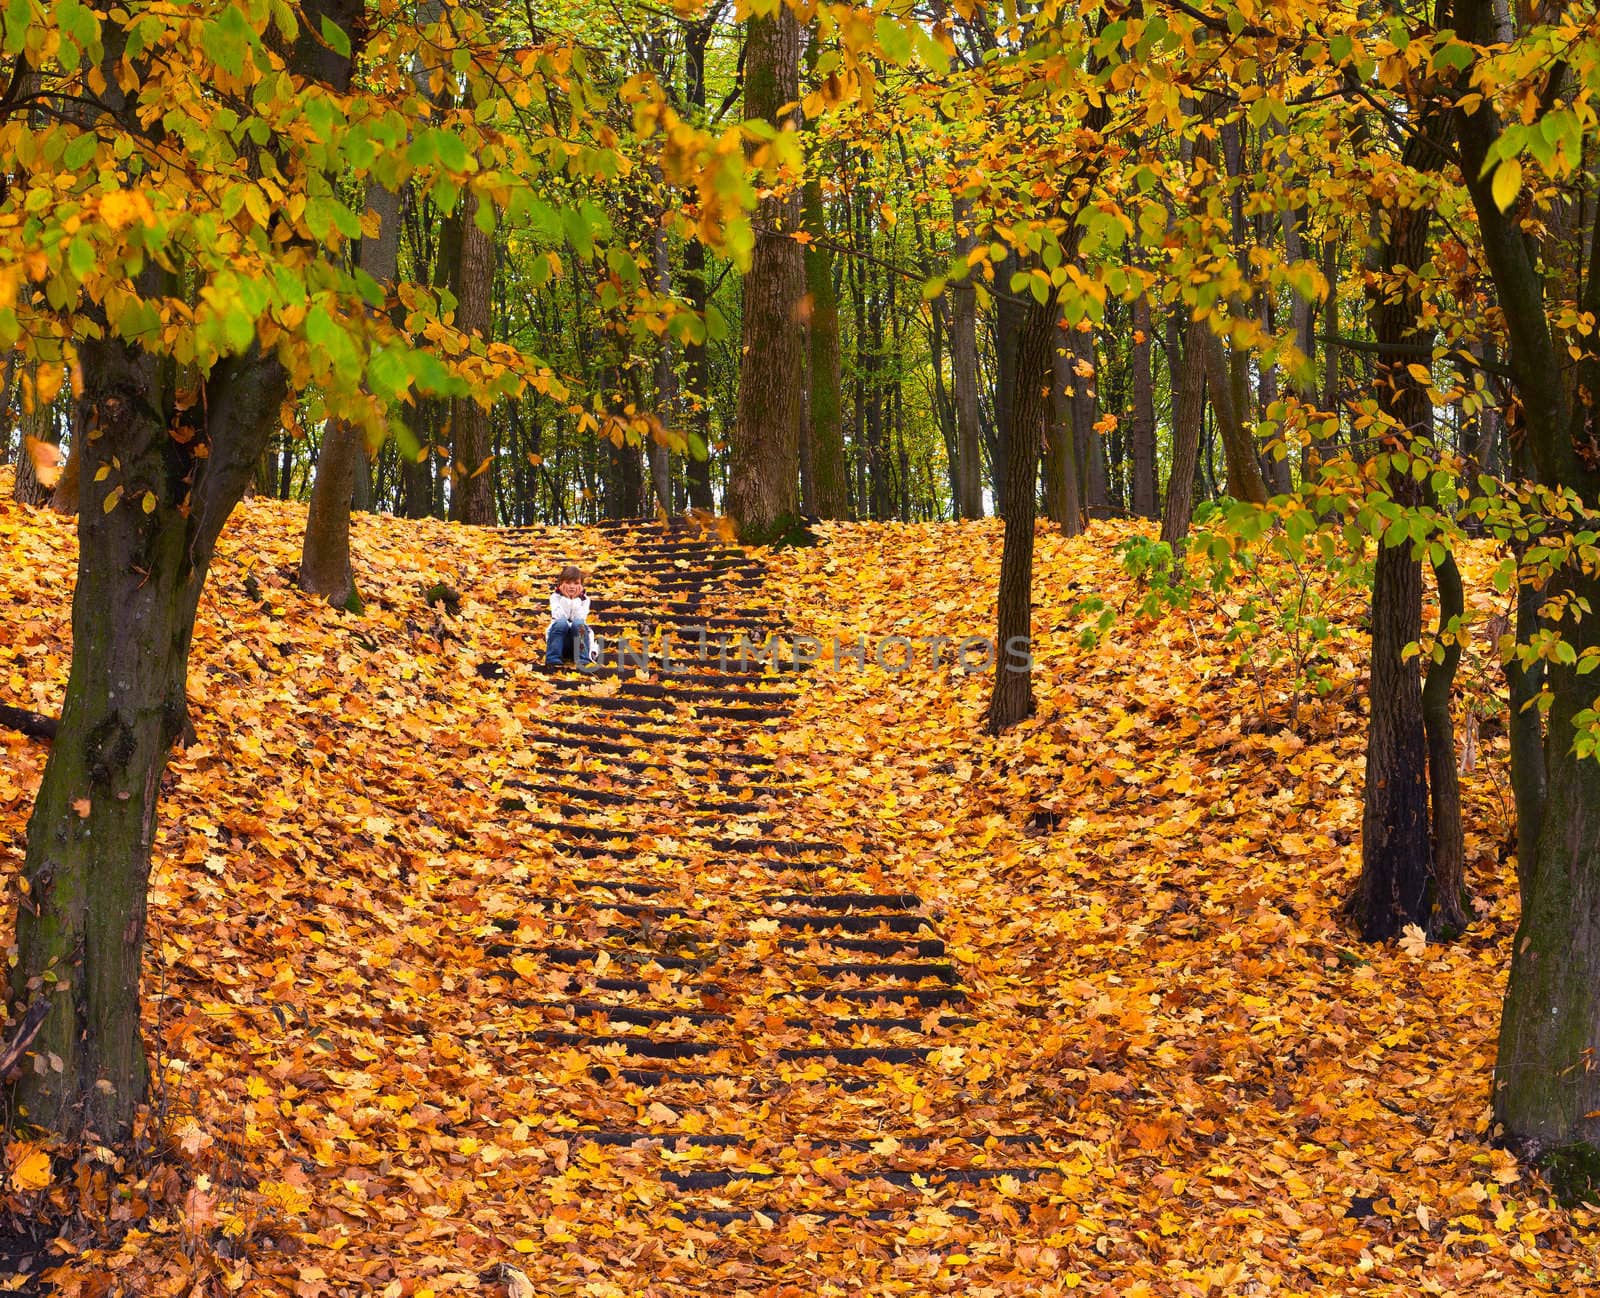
[0,489,1595,1296]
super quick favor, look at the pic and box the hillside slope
[0,492,1595,1296]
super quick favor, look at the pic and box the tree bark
[681,14,716,512]
[727,5,803,541]
[300,182,402,608]
[1129,294,1158,519]
[951,199,984,519]
[1423,551,1468,935]
[1199,329,1270,505]
[803,174,847,517]
[448,192,496,525]
[12,364,55,507]
[987,299,1053,734]
[683,237,714,511]
[1453,0,1600,1170]
[650,189,674,515]
[991,264,1024,520]
[1159,317,1207,546]
[8,0,360,1143]
[1347,95,1455,942]
[1044,325,1082,534]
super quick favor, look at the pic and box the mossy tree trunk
[1455,0,1600,1177]
[12,341,290,1140]
[8,0,359,1144]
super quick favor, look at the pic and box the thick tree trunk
[1129,294,1158,519]
[1505,563,1547,889]
[449,194,496,525]
[727,5,803,541]
[987,299,1053,734]
[12,343,289,1140]
[8,0,359,1142]
[1159,318,1207,546]
[1453,0,1600,1171]
[1494,578,1600,1171]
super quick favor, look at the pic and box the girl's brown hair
[558,565,583,585]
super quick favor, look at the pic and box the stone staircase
[485,518,1059,1284]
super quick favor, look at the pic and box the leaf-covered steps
[481,520,1058,1278]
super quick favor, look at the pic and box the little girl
[547,564,598,668]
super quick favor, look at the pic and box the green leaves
[199,6,259,79]
[319,14,351,59]
[1,0,32,58]
[1491,157,1522,212]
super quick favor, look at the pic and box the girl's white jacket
[549,591,596,658]
[549,591,590,624]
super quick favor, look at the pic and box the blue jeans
[546,618,593,666]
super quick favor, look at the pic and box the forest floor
[0,484,1597,1297]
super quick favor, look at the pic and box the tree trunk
[1159,317,1207,546]
[1423,551,1468,935]
[951,198,984,519]
[991,263,1024,520]
[681,14,716,512]
[8,0,359,1143]
[803,176,847,517]
[1494,578,1600,1170]
[448,193,495,525]
[1347,97,1454,941]
[683,238,714,511]
[12,342,292,1140]
[1199,329,1269,505]
[300,182,401,608]
[1044,326,1082,534]
[727,4,803,541]
[987,299,1053,734]
[650,194,674,516]
[1505,561,1547,891]
[1350,534,1432,940]
[1129,294,1158,519]
[1453,0,1600,1170]
[1068,327,1107,513]
[12,364,55,507]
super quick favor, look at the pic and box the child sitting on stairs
[547,564,598,670]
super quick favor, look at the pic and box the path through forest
[475,517,1054,1290]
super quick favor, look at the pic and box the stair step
[772,893,922,911]
[773,912,931,933]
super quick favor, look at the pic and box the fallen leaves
[0,492,1596,1296]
